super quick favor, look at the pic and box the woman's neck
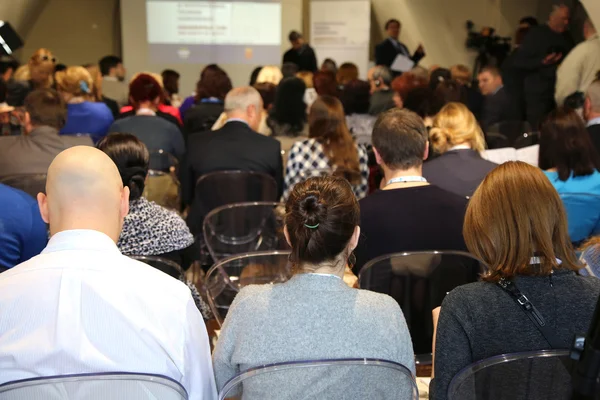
[137,101,157,111]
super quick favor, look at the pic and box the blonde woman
[84,63,119,117]
[9,48,56,107]
[56,66,113,143]
[423,102,496,197]
[255,65,283,86]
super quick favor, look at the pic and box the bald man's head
[38,146,130,241]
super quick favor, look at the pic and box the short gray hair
[587,80,600,113]
[224,86,262,113]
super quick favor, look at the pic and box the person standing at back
[584,80,600,153]
[375,19,425,69]
[99,55,128,107]
[282,31,318,73]
[0,146,217,399]
[180,86,283,235]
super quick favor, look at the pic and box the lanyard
[386,176,427,185]
[200,97,223,104]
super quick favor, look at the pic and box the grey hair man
[224,86,263,132]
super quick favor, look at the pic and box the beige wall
[20,0,120,66]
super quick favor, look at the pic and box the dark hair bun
[298,192,327,228]
[122,166,148,201]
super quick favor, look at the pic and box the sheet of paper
[516,144,539,166]
[390,54,415,72]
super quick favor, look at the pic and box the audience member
[255,65,283,85]
[181,87,283,235]
[7,48,56,107]
[411,66,430,82]
[296,71,317,106]
[249,66,263,85]
[213,176,415,392]
[55,66,114,143]
[0,183,47,271]
[161,69,182,108]
[0,146,217,398]
[108,74,185,165]
[84,63,119,118]
[390,71,427,108]
[429,67,451,91]
[451,64,483,120]
[0,78,20,136]
[281,62,300,78]
[268,77,309,151]
[340,79,375,143]
[283,96,369,200]
[513,4,573,128]
[478,66,513,132]
[368,66,395,115]
[403,86,434,125]
[0,57,17,82]
[336,62,359,86]
[283,31,318,72]
[0,89,92,177]
[375,18,425,68]
[355,108,468,272]
[424,102,496,197]
[429,79,468,116]
[99,55,128,107]
[431,161,600,400]
[182,65,232,134]
[313,70,339,97]
[584,80,600,153]
[555,18,600,106]
[321,58,337,75]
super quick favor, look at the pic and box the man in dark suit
[375,19,425,69]
[282,31,318,72]
[584,80,600,154]
[478,66,513,132]
[180,86,283,235]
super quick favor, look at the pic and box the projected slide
[146,0,282,64]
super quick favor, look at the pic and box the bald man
[0,147,217,399]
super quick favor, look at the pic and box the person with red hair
[108,74,185,167]
[390,72,428,108]
[313,70,339,97]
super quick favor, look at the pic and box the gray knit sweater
[430,270,600,400]
[213,273,416,398]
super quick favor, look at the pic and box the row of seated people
[0,141,599,399]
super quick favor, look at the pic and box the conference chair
[514,131,540,149]
[487,120,532,146]
[205,251,292,326]
[358,251,486,364]
[298,168,362,188]
[484,132,510,150]
[0,372,188,400]
[218,358,418,400]
[447,350,577,400]
[559,193,600,245]
[0,173,47,198]
[203,202,288,262]
[144,150,180,211]
[129,255,183,279]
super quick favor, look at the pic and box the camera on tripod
[465,20,512,75]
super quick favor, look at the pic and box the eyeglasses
[40,55,56,63]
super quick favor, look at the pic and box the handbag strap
[497,278,566,349]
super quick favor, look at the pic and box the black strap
[497,278,566,349]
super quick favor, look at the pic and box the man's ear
[424,140,430,161]
[37,192,49,224]
[373,147,384,166]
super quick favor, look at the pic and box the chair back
[447,350,576,400]
[203,202,288,262]
[486,120,532,145]
[358,251,485,361]
[205,251,292,326]
[0,174,47,198]
[0,372,188,399]
[560,193,600,245]
[129,255,183,279]
[219,358,418,400]
[484,132,509,150]
[514,131,540,149]
[148,149,178,173]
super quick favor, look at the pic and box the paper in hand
[390,54,415,72]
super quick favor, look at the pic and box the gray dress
[213,273,415,398]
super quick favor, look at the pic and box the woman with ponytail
[283,95,369,200]
[213,176,415,394]
[423,102,496,197]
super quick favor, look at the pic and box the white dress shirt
[0,229,217,400]
[555,34,600,106]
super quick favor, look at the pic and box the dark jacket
[183,102,225,140]
[480,86,513,132]
[375,38,424,68]
[368,89,395,116]
[431,270,600,400]
[180,121,283,235]
[588,124,600,156]
[423,149,496,198]
[282,45,318,72]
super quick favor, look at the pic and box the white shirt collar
[449,144,472,151]
[42,229,120,255]
[492,84,504,95]
[587,117,600,127]
[103,76,119,82]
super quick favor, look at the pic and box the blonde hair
[256,66,283,85]
[55,66,94,98]
[296,71,314,88]
[450,64,471,86]
[465,161,580,282]
[430,102,486,153]
[28,48,55,88]
[13,65,30,81]
[84,64,103,101]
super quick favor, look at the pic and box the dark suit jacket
[282,45,318,72]
[588,124,600,156]
[183,102,224,139]
[180,121,283,234]
[422,149,497,198]
[481,86,513,132]
[375,38,424,68]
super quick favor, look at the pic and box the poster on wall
[310,0,371,79]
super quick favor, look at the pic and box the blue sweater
[0,184,48,269]
[60,102,114,143]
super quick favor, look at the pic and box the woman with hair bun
[423,102,496,197]
[213,176,415,394]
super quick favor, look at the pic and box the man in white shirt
[99,55,128,107]
[0,146,217,400]
[584,80,600,154]
[555,18,600,106]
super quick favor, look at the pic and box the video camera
[465,20,511,71]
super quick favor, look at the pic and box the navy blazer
[481,86,514,132]
[375,38,424,68]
